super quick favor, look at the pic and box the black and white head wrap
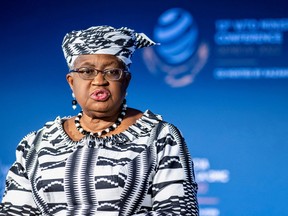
[62,25,157,69]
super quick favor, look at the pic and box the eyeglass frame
[69,67,131,81]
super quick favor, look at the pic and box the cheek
[72,81,90,100]
[108,83,127,102]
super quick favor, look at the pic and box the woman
[0,26,199,215]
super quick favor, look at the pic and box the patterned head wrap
[62,25,157,69]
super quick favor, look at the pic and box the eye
[78,67,94,75]
[106,69,122,76]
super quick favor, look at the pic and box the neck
[74,100,127,137]
[80,112,120,133]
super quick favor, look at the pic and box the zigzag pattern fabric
[0,110,199,215]
[62,26,157,69]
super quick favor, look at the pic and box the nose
[91,72,108,85]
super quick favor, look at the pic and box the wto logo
[143,8,209,87]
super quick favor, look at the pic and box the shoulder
[140,110,184,142]
[155,120,183,138]
[138,109,182,135]
[17,116,68,151]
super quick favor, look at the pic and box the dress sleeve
[134,122,199,216]
[0,132,41,215]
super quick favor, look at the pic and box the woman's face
[66,54,131,118]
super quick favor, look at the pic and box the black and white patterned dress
[0,110,198,215]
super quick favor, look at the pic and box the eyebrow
[77,60,122,68]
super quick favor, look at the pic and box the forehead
[73,54,124,67]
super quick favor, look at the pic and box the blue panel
[0,0,287,215]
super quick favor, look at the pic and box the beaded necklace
[74,100,127,137]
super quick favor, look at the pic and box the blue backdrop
[1,0,288,215]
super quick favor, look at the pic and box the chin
[84,105,115,116]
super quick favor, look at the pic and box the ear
[66,73,74,91]
[124,73,132,91]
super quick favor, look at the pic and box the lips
[90,89,111,101]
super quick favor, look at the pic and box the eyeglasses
[69,67,130,81]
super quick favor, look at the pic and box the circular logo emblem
[143,8,209,87]
[154,8,199,64]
